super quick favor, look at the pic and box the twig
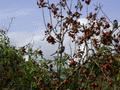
[7,17,15,32]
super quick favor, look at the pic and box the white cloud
[8,30,43,47]
[0,8,35,20]
[7,30,57,59]
[78,18,88,25]
[6,18,88,59]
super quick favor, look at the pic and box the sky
[0,0,120,59]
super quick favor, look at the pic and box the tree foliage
[0,0,120,90]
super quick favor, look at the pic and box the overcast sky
[0,0,120,59]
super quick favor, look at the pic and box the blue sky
[0,0,44,46]
[0,0,120,58]
[0,0,120,32]
[0,0,44,32]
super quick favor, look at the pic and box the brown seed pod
[85,0,91,5]
[63,79,69,84]
[46,35,56,44]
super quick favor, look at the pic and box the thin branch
[7,17,15,32]
[70,0,73,10]
[69,39,73,56]
[42,8,47,30]
[47,0,53,25]
[99,4,113,24]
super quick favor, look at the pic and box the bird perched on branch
[51,46,65,56]
[113,20,118,29]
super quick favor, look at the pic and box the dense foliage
[0,25,120,90]
[0,0,120,90]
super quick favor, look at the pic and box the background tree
[37,0,120,89]
[0,0,120,90]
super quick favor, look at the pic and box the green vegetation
[0,0,120,90]
[0,28,120,90]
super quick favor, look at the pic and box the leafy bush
[0,0,120,90]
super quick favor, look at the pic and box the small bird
[113,20,118,30]
[51,46,65,56]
